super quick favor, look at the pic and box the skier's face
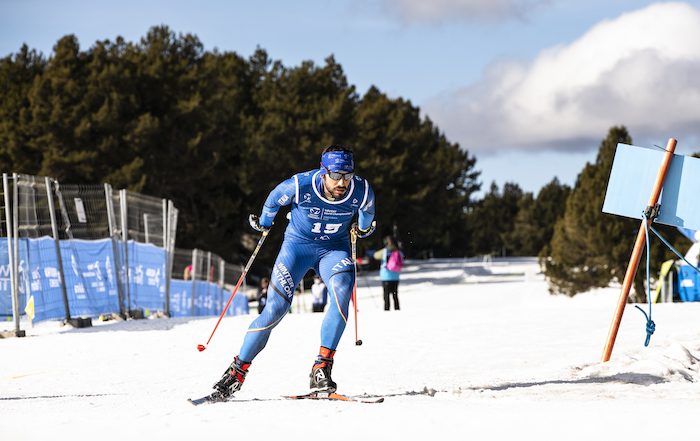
[322,173,351,199]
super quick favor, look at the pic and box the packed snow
[2,258,699,440]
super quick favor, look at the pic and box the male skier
[210,145,376,400]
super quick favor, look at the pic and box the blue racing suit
[238,169,375,362]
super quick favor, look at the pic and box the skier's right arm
[257,177,296,229]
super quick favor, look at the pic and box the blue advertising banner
[2,237,248,322]
[193,280,219,316]
[28,237,65,321]
[126,241,167,312]
[1,237,121,321]
[1,237,12,315]
[169,279,193,317]
[0,237,26,317]
[58,238,121,320]
[228,289,250,316]
[0,246,7,315]
[169,279,249,317]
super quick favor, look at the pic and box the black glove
[248,214,270,232]
[352,221,376,239]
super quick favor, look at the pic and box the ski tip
[188,395,214,406]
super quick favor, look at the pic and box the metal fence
[1,172,254,336]
[168,247,249,317]
[1,173,172,334]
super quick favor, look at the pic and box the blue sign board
[603,143,700,230]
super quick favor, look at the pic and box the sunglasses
[323,166,354,181]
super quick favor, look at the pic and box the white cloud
[381,0,549,24]
[424,2,700,154]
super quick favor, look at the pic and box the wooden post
[601,138,677,362]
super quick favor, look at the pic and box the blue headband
[321,151,354,174]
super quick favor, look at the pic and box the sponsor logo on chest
[304,206,354,221]
[322,208,353,217]
[301,193,312,204]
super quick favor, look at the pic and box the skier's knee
[328,271,354,306]
[257,291,290,327]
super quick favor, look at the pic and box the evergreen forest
[1,26,693,298]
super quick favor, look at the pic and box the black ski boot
[211,356,251,401]
[309,347,337,392]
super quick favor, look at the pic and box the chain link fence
[2,171,254,336]
[169,248,248,318]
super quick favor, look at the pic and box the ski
[284,391,384,403]
[187,393,227,406]
[188,391,384,405]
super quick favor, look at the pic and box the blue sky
[2,0,700,195]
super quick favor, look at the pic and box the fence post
[12,173,19,322]
[105,184,115,238]
[143,214,150,244]
[191,248,198,316]
[3,173,23,337]
[105,184,126,317]
[165,200,178,317]
[219,258,225,313]
[162,198,170,317]
[206,251,212,313]
[45,177,71,324]
[205,251,211,282]
[119,189,131,317]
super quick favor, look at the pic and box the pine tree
[467,182,522,256]
[503,177,571,257]
[544,126,643,296]
[0,45,46,173]
[533,178,571,257]
[0,28,482,264]
[503,192,538,256]
[353,86,480,257]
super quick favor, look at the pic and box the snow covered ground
[2,258,699,440]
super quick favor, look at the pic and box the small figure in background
[374,236,403,311]
[256,277,270,314]
[183,264,193,281]
[311,275,328,312]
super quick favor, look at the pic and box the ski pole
[351,230,362,346]
[197,229,270,352]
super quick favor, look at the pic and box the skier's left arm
[354,182,376,238]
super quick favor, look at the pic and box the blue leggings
[238,239,355,362]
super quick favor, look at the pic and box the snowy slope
[1,258,699,440]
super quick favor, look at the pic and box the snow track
[2,258,699,440]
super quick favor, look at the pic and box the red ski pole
[197,229,270,352]
[351,230,362,346]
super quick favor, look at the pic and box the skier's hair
[322,145,353,155]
